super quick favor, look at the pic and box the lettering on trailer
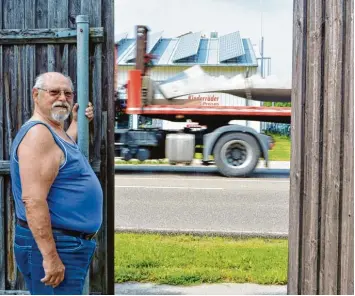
[188,94,220,106]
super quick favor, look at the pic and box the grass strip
[115,233,288,286]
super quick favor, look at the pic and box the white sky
[114,0,293,80]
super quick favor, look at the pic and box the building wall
[116,65,257,86]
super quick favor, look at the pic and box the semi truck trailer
[115,26,292,177]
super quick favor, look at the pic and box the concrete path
[115,160,290,176]
[115,282,287,295]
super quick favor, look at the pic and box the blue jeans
[14,225,96,295]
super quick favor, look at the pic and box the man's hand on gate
[41,253,65,288]
[72,102,94,122]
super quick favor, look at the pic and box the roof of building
[116,31,259,67]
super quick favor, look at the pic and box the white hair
[33,72,74,90]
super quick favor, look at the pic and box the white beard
[51,111,70,122]
[51,105,71,122]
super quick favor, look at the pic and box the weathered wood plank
[82,1,105,293]
[0,42,5,290]
[0,28,104,44]
[24,46,36,120]
[6,176,17,290]
[68,0,80,90]
[4,66,13,160]
[68,0,81,28]
[36,45,48,75]
[81,0,102,27]
[288,0,306,294]
[339,0,354,294]
[0,161,10,175]
[24,0,36,29]
[0,49,3,155]
[0,176,4,289]
[15,46,24,130]
[90,44,103,294]
[92,109,108,293]
[3,2,24,289]
[47,45,56,71]
[23,0,36,122]
[35,0,49,76]
[61,45,69,75]
[92,45,102,170]
[48,0,68,28]
[102,0,115,294]
[3,4,25,289]
[3,0,24,30]
[2,3,24,290]
[48,0,68,73]
[320,0,344,294]
[301,0,323,293]
[0,0,3,29]
[10,41,21,294]
[68,44,77,89]
[36,0,48,28]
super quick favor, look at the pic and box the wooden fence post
[288,0,354,294]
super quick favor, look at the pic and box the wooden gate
[288,0,353,294]
[0,0,115,294]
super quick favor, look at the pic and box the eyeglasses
[37,88,74,99]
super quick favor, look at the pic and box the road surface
[115,172,290,235]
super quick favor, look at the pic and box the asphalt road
[115,171,290,235]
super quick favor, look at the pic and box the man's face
[34,74,74,123]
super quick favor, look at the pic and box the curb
[115,282,288,295]
[114,165,290,177]
[115,227,288,239]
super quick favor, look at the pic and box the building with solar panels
[115,30,269,85]
[115,29,270,131]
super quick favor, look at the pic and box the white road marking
[115,185,223,190]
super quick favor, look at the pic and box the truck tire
[213,133,260,177]
[136,148,150,161]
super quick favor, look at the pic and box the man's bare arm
[66,120,77,142]
[18,124,65,287]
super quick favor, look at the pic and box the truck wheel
[213,133,260,177]
[136,148,150,162]
[121,148,132,161]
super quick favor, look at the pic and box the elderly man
[10,72,103,295]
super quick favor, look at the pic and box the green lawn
[268,135,291,161]
[115,233,288,286]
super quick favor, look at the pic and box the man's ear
[32,88,39,103]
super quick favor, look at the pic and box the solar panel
[125,31,163,62]
[241,38,258,65]
[196,39,209,63]
[147,31,163,52]
[117,39,135,62]
[219,31,245,62]
[172,32,201,62]
[157,39,179,64]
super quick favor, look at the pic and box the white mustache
[52,103,70,110]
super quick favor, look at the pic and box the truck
[115,26,292,177]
